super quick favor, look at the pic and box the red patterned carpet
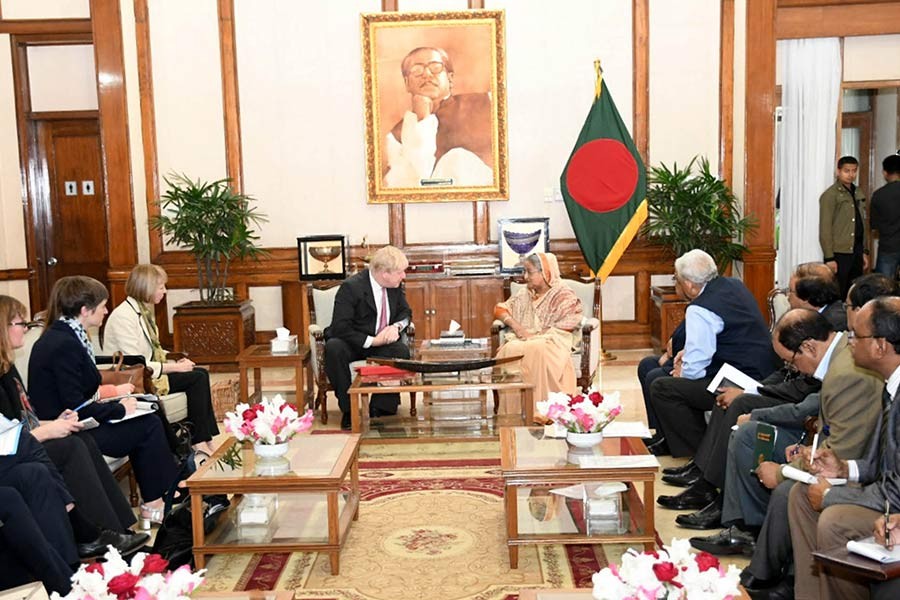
[200,442,631,600]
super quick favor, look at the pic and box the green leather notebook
[753,422,778,466]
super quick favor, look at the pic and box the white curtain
[775,38,842,288]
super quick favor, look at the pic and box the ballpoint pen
[886,499,893,551]
[810,433,819,467]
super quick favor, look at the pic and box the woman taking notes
[103,264,218,459]
[27,276,180,529]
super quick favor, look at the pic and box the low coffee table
[347,367,533,442]
[500,427,658,568]
[186,433,360,573]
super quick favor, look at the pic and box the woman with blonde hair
[104,264,218,458]
[494,253,583,413]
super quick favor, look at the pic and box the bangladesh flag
[561,67,647,282]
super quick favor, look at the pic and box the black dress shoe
[657,483,718,510]
[340,413,352,431]
[77,529,150,559]
[676,498,723,529]
[646,437,671,456]
[663,459,696,476]
[745,576,794,600]
[662,463,702,487]
[689,526,756,556]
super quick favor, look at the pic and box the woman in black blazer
[28,277,180,529]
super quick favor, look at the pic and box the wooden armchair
[307,282,416,423]
[490,277,601,392]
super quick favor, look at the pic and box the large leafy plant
[151,173,267,302]
[642,157,756,272]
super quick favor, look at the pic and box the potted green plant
[642,157,757,352]
[151,173,268,302]
[642,156,756,272]
[150,173,268,364]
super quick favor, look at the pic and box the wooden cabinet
[404,276,505,340]
[650,285,688,353]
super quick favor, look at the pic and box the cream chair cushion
[308,285,367,378]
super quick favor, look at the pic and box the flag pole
[591,59,616,375]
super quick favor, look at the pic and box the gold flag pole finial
[594,59,603,99]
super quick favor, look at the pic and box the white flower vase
[253,441,290,476]
[566,430,604,448]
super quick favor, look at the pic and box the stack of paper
[578,455,660,469]
[847,537,900,563]
[602,421,653,438]
[0,416,23,456]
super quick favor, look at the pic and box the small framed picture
[498,217,550,274]
[298,235,346,281]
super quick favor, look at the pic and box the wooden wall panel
[633,0,649,164]
[776,2,900,39]
[217,0,243,192]
[743,0,778,312]
[719,0,734,184]
[0,19,91,34]
[90,0,138,268]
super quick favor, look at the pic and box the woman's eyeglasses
[8,321,38,330]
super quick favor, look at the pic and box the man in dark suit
[325,245,412,430]
[790,296,900,600]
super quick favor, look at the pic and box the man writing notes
[383,46,494,188]
[325,246,411,430]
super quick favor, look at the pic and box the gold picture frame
[361,10,508,204]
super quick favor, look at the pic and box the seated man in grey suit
[791,296,900,600]
[324,245,412,430]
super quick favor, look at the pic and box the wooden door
[402,280,429,339]
[431,278,467,338]
[30,118,109,308]
[468,277,505,337]
[842,111,874,256]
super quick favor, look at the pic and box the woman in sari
[494,252,583,413]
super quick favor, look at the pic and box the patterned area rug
[199,442,633,600]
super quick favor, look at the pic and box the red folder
[354,365,412,377]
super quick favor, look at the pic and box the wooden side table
[236,343,313,410]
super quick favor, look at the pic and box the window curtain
[775,38,841,288]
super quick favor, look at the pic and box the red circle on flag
[565,139,638,213]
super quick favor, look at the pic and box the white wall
[27,45,97,111]
[844,35,900,82]
[875,88,898,170]
[0,0,89,19]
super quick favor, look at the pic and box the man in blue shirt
[649,250,775,509]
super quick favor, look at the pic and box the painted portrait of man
[362,11,508,203]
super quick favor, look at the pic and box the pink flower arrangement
[536,388,623,434]
[223,394,314,445]
[592,539,742,600]
[51,548,205,600]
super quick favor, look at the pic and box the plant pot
[253,441,290,476]
[172,299,256,365]
[566,430,604,448]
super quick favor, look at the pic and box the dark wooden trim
[632,0,649,165]
[778,0,885,6]
[383,0,405,247]
[27,110,98,120]
[474,202,489,244]
[217,0,243,192]
[776,2,900,38]
[133,0,163,259]
[744,0,778,312]
[0,19,92,35]
[0,268,32,281]
[719,0,734,184]
[10,36,43,314]
[90,0,138,268]
[843,80,900,89]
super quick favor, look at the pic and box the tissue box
[238,493,277,525]
[270,334,298,354]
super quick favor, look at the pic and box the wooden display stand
[650,285,688,353]
[172,299,255,366]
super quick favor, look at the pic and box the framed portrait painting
[498,218,550,274]
[361,10,508,204]
[297,235,346,281]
